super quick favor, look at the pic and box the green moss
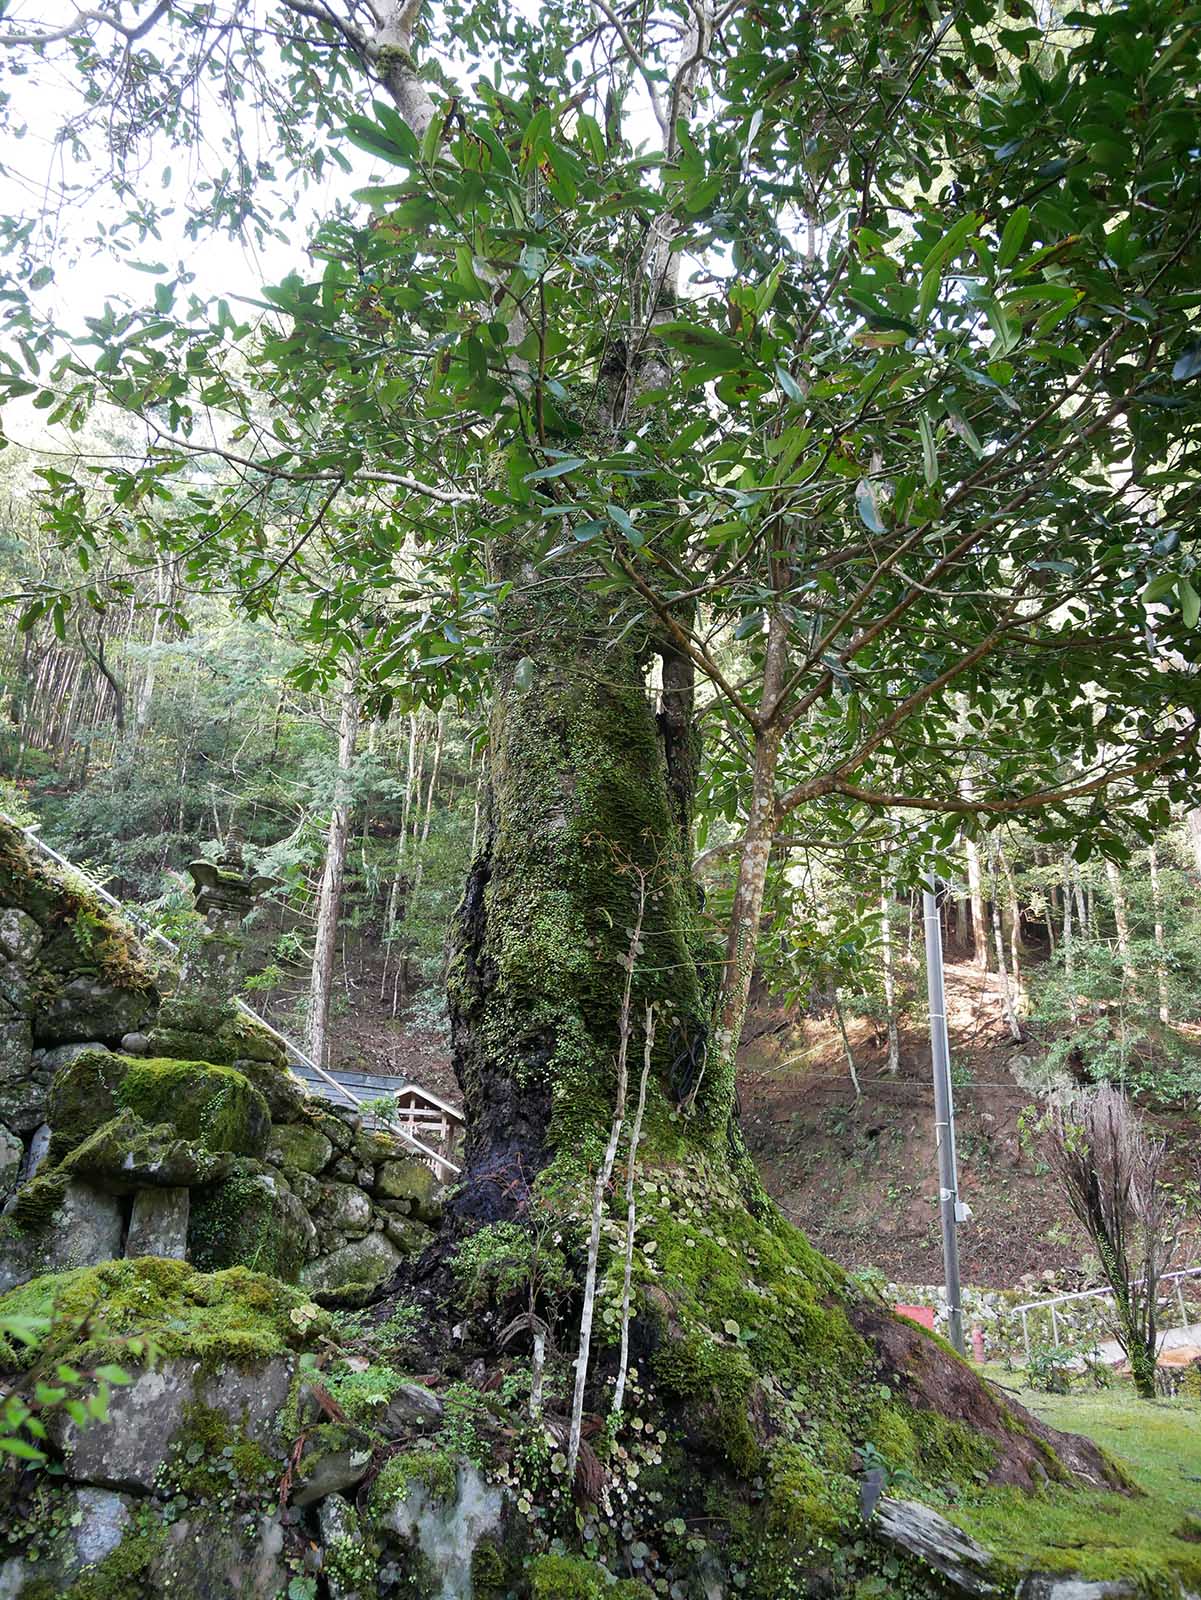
[737,1440,856,1587]
[117,1057,269,1155]
[6,1165,68,1230]
[911,1408,998,1484]
[622,1160,865,1478]
[165,1400,277,1500]
[954,1385,1201,1587]
[60,1108,230,1190]
[189,1161,307,1281]
[46,1051,269,1163]
[144,999,289,1073]
[470,1537,510,1599]
[45,1048,125,1161]
[652,1329,761,1474]
[370,1448,458,1510]
[322,1361,407,1425]
[61,1522,167,1600]
[526,1553,647,1598]
[0,821,157,996]
[0,1257,327,1370]
[268,1119,332,1175]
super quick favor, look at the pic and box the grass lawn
[949,1372,1201,1588]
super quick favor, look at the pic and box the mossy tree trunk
[446,557,723,1221]
[327,17,1128,1588]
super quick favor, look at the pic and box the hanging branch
[566,863,648,1483]
[613,1000,655,1419]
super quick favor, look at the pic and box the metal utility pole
[922,871,966,1356]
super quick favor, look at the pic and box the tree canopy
[2,0,1198,869]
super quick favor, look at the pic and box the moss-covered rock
[59,1108,233,1192]
[374,1156,441,1222]
[300,1231,402,1302]
[33,975,153,1048]
[0,1119,22,1198]
[372,1453,504,1595]
[0,1256,328,1370]
[0,820,158,1002]
[265,1119,332,1175]
[47,1051,269,1164]
[290,1421,375,1507]
[0,1176,124,1293]
[526,1554,647,1599]
[234,1053,307,1122]
[44,1048,125,1160]
[145,997,288,1074]
[189,1160,316,1281]
[119,1057,270,1156]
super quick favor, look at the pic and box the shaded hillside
[739,959,1201,1286]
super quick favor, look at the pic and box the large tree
[2,0,1200,1590]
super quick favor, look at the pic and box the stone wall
[0,819,442,1304]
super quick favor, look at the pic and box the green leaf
[606,503,643,544]
[947,410,984,458]
[519,243,547,276]
[1179,577,1199,629]
[855,479,885,533]
[1141,572,1178,604]
[918,414,939,486]
[513,657,536,692]
[343,115,417,166]
[1172,344,1201,382]
[775,365,805,403]
[921,212,981,276]
[997,205,1030,269]
[656,322,750,373]
[0,1438,46,1461]
[370,99,421,160]
[523,456,586,482]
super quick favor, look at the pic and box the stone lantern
[185,832,276,1000]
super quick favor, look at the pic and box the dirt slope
[739,960,1200,1287]
[305,948,1198,1289]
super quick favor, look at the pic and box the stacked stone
[0,820,443,1303]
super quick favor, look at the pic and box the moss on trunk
[446,572,723,1220]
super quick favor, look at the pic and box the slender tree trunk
[990,842,1022,1043]
[134,557,165,736]
[880,884,900,1073]
[964,834,988,968]
[832,990,861,1099]
[1105,859,1134,985]
[420,709,445,844]
[1148,845,1169,1025]
[306,680,359,1068]
[707,613,788,1118]
[1062,855,1078,1024]
[1187,809,1201,880]
[998,844,1022,986]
